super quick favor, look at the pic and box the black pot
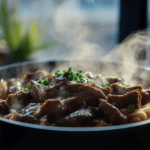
[0,60,150,150]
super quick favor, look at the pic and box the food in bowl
[0,66,150,127]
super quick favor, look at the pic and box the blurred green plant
[0,0,55,63]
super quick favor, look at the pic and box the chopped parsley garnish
[87,80,93,84]
[38,79,44,84]
[52,66,91,84]
[28,83,30,89]
[127,104,135,112]
[77,70,82,74]
[24,88,28,91]
[43,78,49,85]
[20,83,30,91]
[34,83,38,86]
[31,99,36,102]
[38,78,49,86]
[117,82,121,85]
[101,81,110,87]
[102,73,106,76]
[50,71,53,76]
[62,69,67,73]
[122,84,131,87]
[88,106,96,109]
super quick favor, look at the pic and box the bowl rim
[1,60,150,132]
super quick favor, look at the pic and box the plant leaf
[0,0,12,48]
[35,41,56,51]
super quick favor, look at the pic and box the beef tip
[110,83,142,95]
[35,97,84,119]
[21,103,42,116]
[127,85,142,92]
[90,118,112,127]
[140,89,150,105]
[29,79,69,102]
[20,114,38,124]
[6,91,32,112]
[7,78,22,94]
[91,83,111,96]
[39,115,50,126]
[4,109,38,124]
[0,79,8,99]
[110,83,126,95]
[64,83,107,105]
[105,77,126,85]
[108,90,142,110]
[48,76,57,85]
[21,70,49,87]
[29,80,56,102]
[18,103,41,124]
[98,99,128,125]
[0,100,8,114]
[54,108,95,127]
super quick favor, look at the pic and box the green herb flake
[34,83,38,86]
[56,72,63,76]
[31,99,36,103]
[127,104,135,112]
[62,69,67,73]
[88,106,96,109]
[43,78,49,85]
[122,84,131,87]
[55,70,60,76]
[38,79,43,83]
[50,71,53,76]
[87,80,93,84]
[102,73,106,76]
[28,83,30,89]
[24,88,29,91]
[117,82,121,85]
[20,88,23,90]
[102,81,110,87]
[77,70,82,74]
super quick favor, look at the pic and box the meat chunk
[140,90,150,105]
[0,79,8,99]
[64,83,107,105]
[105,77,126,85]
[54,108,95,127]
[6,91,32,112]
[0,100,8,114]
[108,90,142,109]
[39,115,51,126]
[7,78,21,94]
[21,103,42,116]
[98,99,128,125]
[4,109,38,124]
[7,70,50,95]
[21,70,49,86]
[90,118,113,127]
[91,83,111,96]
[29,79,69,102]
[35,97,84,119]
[110,83,142,95]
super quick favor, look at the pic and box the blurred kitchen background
[0,0,149,66]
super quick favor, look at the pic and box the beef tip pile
[0,67,150,127]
